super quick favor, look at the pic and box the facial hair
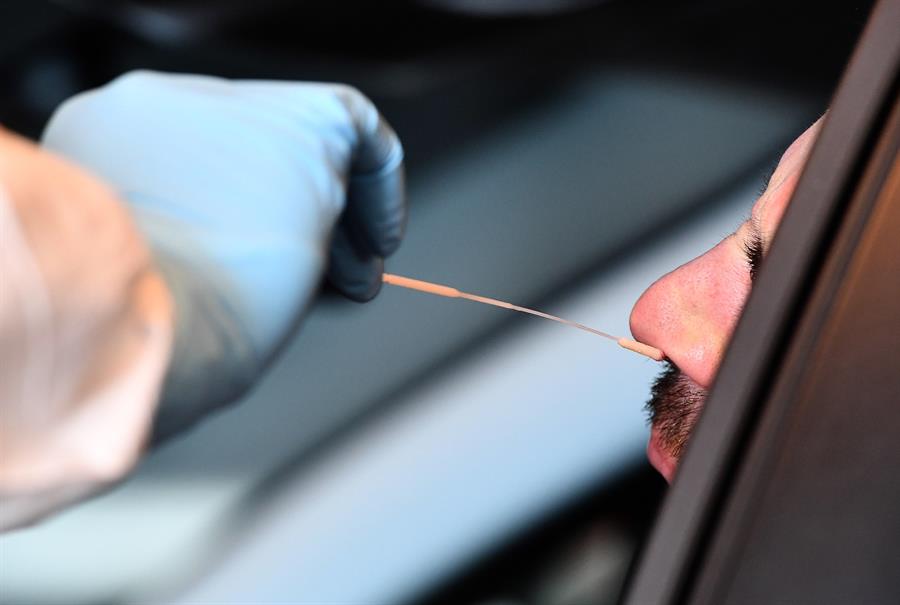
[645,361,708,459]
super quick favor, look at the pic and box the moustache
[645,361,708,459]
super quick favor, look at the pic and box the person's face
[629,117,823,482]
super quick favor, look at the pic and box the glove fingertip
[328,227,384,302]
[328,264,383,302]
[347,163,407,258]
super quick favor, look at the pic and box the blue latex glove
[42,71,406,439]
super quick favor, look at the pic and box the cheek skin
[630,237,751,388]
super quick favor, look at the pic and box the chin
[647,426,678,483]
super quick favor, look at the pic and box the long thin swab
[382,273,665,362]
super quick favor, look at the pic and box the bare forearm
[0,128,174,531]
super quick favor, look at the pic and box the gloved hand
[42,71,407,440]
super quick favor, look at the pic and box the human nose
[629,240,747,388]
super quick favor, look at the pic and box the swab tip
[617,337,666,361]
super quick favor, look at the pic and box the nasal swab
[382,273,665,362]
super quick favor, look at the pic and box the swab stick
[382,273,665,362]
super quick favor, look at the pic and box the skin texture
[0,127,173,529]
[629,117,823,482]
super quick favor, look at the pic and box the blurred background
[0,1,873,603]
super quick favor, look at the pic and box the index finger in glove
[337,86,408,259]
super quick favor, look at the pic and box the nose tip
[629,276,667,354]
[630,272,720,386]
[627,242,748,388]
[628,294,647,343]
